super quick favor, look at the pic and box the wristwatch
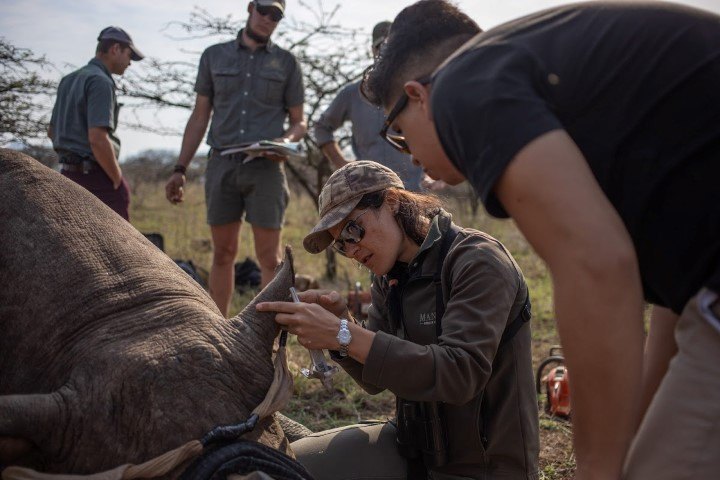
[336,319,352,357]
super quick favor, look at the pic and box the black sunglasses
[379,75,432,154]
[255,3,283,22]
[331,210,370,256]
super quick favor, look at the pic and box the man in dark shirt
[49,26,144,221]
[165,0,306,317]
[362,1,720,478]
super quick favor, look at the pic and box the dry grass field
[129,179,575,479]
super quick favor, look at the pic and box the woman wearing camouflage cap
[257,160,538,479]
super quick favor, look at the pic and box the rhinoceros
[0,149,305,475]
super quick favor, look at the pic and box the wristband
[173,164,187,175]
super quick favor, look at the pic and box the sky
[3,0,720,160]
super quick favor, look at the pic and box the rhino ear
[229,246,295,345]
[0,392,64,458]
[243,245,295,308]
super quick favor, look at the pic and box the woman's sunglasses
[255,4,283,22]
[331,210,369,256]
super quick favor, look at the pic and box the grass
[129,180,575,479]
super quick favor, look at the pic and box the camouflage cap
[303,161,405,254]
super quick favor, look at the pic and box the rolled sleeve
[313,85,352,146]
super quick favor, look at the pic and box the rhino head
[0,149,295,473]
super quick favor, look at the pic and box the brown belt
[60,162,98,173]
[211,148,249,162]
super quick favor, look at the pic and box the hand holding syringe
[290,287,339,391]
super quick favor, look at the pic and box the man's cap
[97,26,144,61]
[255,0,285,14]
[372,21,392,48]
[303,161,405,254]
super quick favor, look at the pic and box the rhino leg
[0,391,66,461]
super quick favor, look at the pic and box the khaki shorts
[205,152,289,228]
[623,288,720,479]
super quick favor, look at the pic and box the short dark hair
[362,0,481,107]
[357,188,443,246]
[96,39,130,55]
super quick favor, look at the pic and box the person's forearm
[640,305,679,416]
[320,142,349,169]
[346,322,374,364]
[89,133,122,187]
[177,111,210,167]
[552,256,645,480]
[281,120,307,143]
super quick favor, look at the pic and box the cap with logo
[97,26,144,61]
[303,160,405,254]
[372,21,392,49]
[255,0,285,14]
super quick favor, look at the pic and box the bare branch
[0,38,56,145]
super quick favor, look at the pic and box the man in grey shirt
[166,0,306,317]
[313,21,426,191]
[49,26,144,221]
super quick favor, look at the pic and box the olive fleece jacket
[335,211,539,479]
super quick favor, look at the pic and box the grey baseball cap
[97,26,144,61]
[303,161,405,254]
[255,0,285,14]
[372,21,392,48]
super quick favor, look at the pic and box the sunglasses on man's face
[255,4,283,22]
[331,210,369,256]
[379,75,433,155]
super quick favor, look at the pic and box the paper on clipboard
[220,140,307,163]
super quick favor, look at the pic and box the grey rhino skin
[0,149,295,474]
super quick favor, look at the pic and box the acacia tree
[0,38,56,146]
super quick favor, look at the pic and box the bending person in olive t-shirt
[361,1,720,479]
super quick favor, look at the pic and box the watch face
[337,330,351,345]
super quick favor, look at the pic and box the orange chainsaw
[535,346,571,418]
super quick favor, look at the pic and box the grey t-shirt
[195,31,304,149]
[50,58,120,159]
[313,81,424,191]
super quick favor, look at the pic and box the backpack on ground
[234,257,262,293]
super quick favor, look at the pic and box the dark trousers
[61,167,130,221]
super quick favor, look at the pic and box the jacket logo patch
[418,312,436,326]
